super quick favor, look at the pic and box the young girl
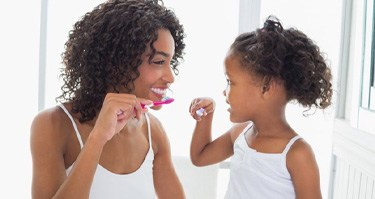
[189,16,332,199]
[30,0,186,198]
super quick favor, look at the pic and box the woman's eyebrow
[155,50,171,58]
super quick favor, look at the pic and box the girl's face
[223,53,264,122]
[132,29,175,110]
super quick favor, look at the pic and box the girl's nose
[223,89,226,96]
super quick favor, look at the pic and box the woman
[30,0,186,198]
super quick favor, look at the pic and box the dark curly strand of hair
[230,15,332,111]
[57,0,185,123]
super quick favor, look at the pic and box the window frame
[358,0,375,133]
[339,0,375,134]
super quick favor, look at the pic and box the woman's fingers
[115,96,152,120]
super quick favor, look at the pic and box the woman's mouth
[151,87,168,99]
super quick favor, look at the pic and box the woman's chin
[150,105,162,111]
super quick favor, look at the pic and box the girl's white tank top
[225,123,300,199]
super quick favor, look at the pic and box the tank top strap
[282,135,301,155]
[58,104,84,149]
[144,113,152,148]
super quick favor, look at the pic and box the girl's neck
[251,115,294,137]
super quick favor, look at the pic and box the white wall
[0,1,40,198]
[1,0,342,198]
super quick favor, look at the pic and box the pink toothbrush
[116,97,174,116]
[141,97,174,108]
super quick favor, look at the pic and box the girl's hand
[189,97,215,121]
[92,93,152,142]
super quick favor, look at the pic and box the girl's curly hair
[230,16,332,111]
[57,0,185,122]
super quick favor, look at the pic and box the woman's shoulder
[30,104,72,147]
[145,112,162,126]
[145,112,165,137]
[144,112,169,153]
[32,104,70,127]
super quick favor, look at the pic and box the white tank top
[59,104,156,199]
[225,123,300,199]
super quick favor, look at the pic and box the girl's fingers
[190,99,203,115]
[195,107,205,117]
[189,97,216,120]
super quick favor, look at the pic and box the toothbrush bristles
[162,96,170,101]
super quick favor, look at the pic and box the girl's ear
[262,77,288,102]
[261,76,271,94]
[262,83,270,94]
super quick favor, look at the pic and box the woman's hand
[189,97,216,121]
[92,93,152,142]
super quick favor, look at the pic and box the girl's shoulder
[228,121,252,144]
[287,137,313,157]
[286,137,317,170]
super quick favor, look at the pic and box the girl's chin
[229,115,247,123]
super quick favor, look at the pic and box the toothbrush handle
[152,101,163,106]
[141,103,153,109]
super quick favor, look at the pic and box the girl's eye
[226,79,231,85]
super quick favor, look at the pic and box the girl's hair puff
[230,15,332,111]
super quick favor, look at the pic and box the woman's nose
[163,66,175,84]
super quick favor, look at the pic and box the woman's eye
[153,60,165,65]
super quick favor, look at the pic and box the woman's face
[132,29,175,110]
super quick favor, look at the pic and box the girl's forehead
[224,57,261,83]
[224,55,247,73]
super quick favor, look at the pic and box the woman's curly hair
[230,15,332,111]
[57,0,185,122]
